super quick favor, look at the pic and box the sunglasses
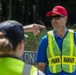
[50,15,65,20]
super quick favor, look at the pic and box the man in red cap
[36,5,76,75]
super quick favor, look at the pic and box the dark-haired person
[0,20,45,75]
[36,5,76,75]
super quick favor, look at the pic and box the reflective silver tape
[22,64,31,75]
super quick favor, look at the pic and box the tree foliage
[0,0,76,28]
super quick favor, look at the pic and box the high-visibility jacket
[0,56,38,75]
[47,29,76,73]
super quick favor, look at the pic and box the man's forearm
[23,25,33,32]
[23,24,45,36]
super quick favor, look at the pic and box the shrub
[24,28,47,51]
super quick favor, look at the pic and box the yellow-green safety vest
[0,57,38,75]
[47,29,76,73]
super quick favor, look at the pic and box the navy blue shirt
[36,28,76,75]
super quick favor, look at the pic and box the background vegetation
[24,28,47,51]
[0,0,76,51]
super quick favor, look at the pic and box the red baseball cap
[46,5,68,17]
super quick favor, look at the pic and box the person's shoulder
[74,31,76,37]
[42,35,48,40]
[40,35,48,43]
[39,35,48,46]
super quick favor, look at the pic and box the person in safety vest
[0,20,45,75]
[36,5,76,75]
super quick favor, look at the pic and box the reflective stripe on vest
[47,29,76,73]
[22,64,38,75]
